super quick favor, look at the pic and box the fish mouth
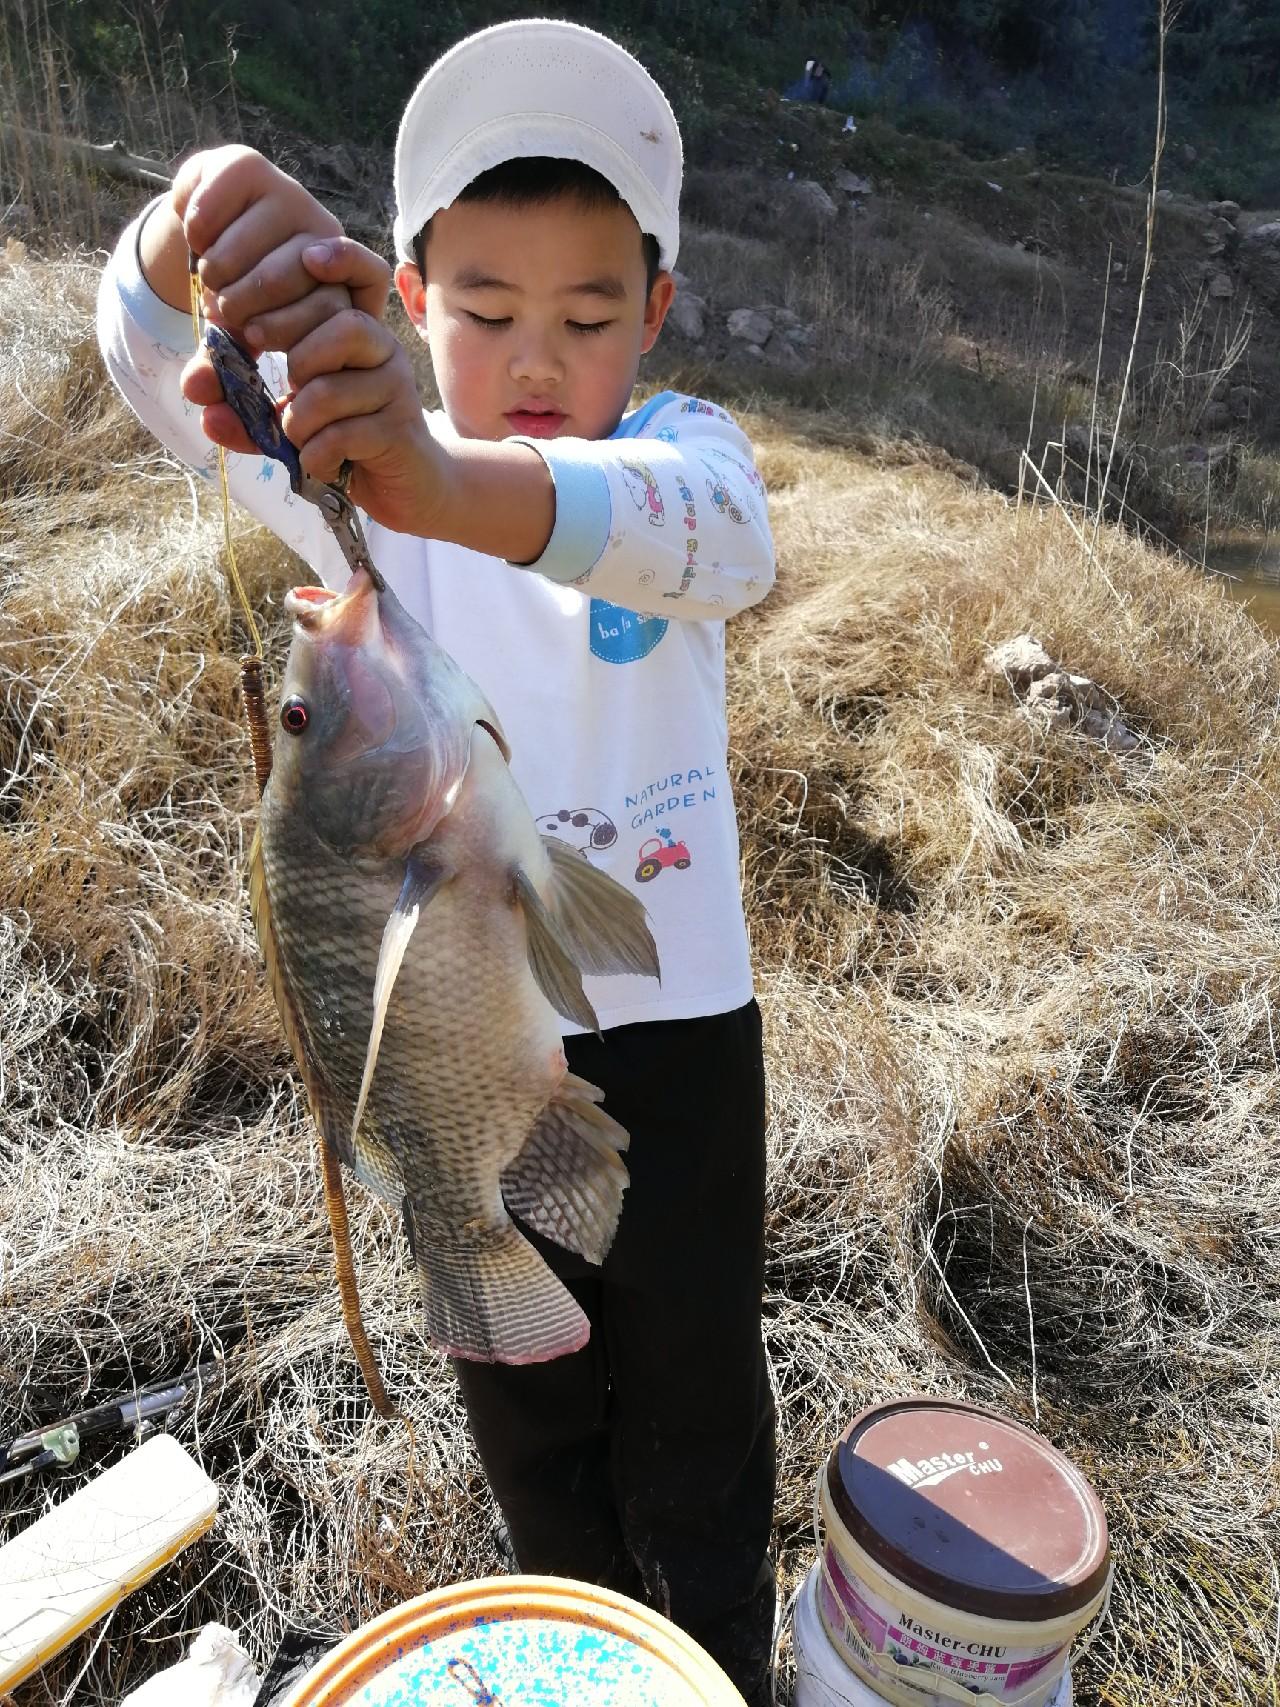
[284,567,377,637]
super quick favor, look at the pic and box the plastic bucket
[273,1574,747,1706]
[793,1566,1072,1707]
[816,1399,1110,1707]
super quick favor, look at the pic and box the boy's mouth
[505,405,566,438]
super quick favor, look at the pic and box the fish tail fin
[411,1209,590,1365]
[500,1073,629,1263]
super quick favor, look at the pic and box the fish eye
[281,696,310,734]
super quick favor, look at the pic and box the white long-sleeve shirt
[97,208,776,1031]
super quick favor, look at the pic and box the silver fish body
[251,570,659,1363]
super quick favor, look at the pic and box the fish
[249,567,660,1363]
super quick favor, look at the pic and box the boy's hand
[185,246,445,539]
[171,146,391,457]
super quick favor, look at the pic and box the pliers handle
[204,325,385,590]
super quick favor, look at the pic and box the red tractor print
[635,834,692,882]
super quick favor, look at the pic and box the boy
[97,19,777,1702]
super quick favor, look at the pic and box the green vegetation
[7,0,1280,198]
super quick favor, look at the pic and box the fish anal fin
[501,1073,629,1263]
[513,867,600,1033]
[351,847,452,1145]
[539,835,661,982]
[408,1204,590,1364]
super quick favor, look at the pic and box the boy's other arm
[505,397,776,622]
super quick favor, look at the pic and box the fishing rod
[0,1361,224,1489]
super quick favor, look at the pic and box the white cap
[393,18,682,271]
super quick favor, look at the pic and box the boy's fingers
[296,410,406,485]
[207,228,347,329]
[177,145,276,249]
[241,286,353,355]
[198,401,258,457]
[180,349,225,407]
[286,309,400,390]
[181,350,274,456]
[282,364,408,449]
[300,237,392,319]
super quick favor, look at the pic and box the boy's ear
[395,261,428,333]
[640,271,677,356]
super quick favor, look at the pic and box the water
[1202,534,1280,639]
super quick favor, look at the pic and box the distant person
[802,57,832,104]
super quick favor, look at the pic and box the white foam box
[0,1433,218,1691]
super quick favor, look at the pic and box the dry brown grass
[3,247,1279,1707]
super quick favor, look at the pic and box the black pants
[453,1000,777,1704]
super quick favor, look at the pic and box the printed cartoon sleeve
[95,199,348,585]
[509,395,775,622]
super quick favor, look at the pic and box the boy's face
[395,194,674,442]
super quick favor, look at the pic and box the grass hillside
[3,10,1280,1705]
[3,216,1279,1705]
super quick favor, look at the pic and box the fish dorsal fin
[513,868,600,1033]
[248,828,350,1161]
[539,835,661,982]
[350,849,452,1146]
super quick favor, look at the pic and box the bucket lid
[826,1397,1110,1622]
[274,1575,746,1706]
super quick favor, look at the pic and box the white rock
[668,291,707,340]
[727,307,773,346]
[835,171,874,196]
[792,178,837,218]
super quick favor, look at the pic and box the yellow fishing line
[189,264,263,660]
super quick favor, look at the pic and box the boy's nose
[509,334,564,388]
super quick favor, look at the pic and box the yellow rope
[188,264,263,660]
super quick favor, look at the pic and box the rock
[1229,384,1256,421]
[988,637,1138,752]
[766,339,807,372]
[1209,200,1241,222]
[1026,170,1042,187]
[1239,221,1280,312]
[783,322,817,349]
[668,291,707,340]
[1181,143,1198,165]
[1201,396,1235,430]
[988,635,1054,689]
[309,143,360,191]
[1201,400,1232,431]
[792,178,837,219]
[835,171,874,196]
[1208,272,1235,299]
[727,307,774,346]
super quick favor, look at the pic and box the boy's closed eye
[464,310,613,335]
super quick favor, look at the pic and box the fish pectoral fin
[407,1204,590,1364]
[513,867,601,1033]
[350,847,453,1147]
[539,834,661,982]
[501,1073,630,1264]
